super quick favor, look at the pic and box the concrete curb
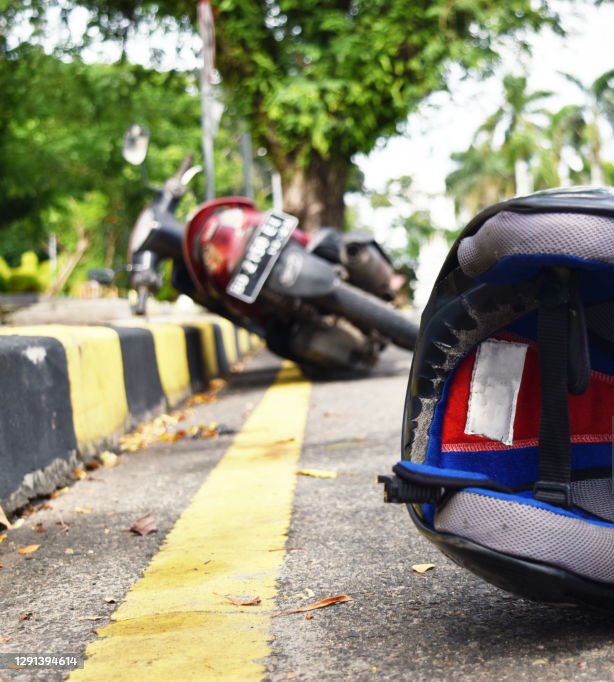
[0,317,262,514]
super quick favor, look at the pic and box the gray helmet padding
[458,211,614,278]
[435,485,614,584]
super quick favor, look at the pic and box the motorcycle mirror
[180,165,203,187]
[87,267,115,285]
[122,124,150,166]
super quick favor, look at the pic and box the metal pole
[49,233,57,273]
[241,130,254,199]
[197,0,216,201]
[272,171,283,211]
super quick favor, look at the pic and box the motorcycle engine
[289,317,379,373]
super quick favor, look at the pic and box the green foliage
[0,43,271,291]
[368,176,446,279]
[2,0,564,232]
[0,252,52,293]
[155,260,179,302]
[206,0,561,172]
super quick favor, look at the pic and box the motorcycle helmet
[380,187,614,608]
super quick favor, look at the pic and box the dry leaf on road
[186,391,219,406]
[99,451,118,468]
[221,594,261,606]
[325,439,366,451]
[297,469,337,479]
[130,514,157,536]
[412,563,435,574]
[0,534,7,544]
[18,612,33,621]
[277,595,353,616]
[18,545,41,555]
[291,588,315,601]
[74,507,93,514]
[72,468,87,480]
[0,504,12,529]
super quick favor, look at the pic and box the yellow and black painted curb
[0,317,261,513]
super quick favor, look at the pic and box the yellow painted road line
[70,362,311,681]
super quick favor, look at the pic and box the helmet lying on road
[380,187,614,608]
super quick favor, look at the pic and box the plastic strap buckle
[533,480,572,508]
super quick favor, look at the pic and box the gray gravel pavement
[1,348,613,681]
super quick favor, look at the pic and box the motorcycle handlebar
[176,155,194,181]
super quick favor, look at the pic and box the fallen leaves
[297,469,337,479]
[99,451,118,468]
[412,563,435,574]
[0,505,11,529]
[185,391,218,407]
[159,430,187,443]
[18,544,40,555]
[0,635,11,643]
[74,507,93,515]
[221,594,262,606]
[291,588,315,601]
[72,467,87,481]
[18,612,33,621]
[119,408,225,453]
[0,534,6,544]
[277,595,353,616]
[130,514,157,536]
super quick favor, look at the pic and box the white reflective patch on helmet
[465,339,528,445]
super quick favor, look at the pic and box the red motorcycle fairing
[183,196,257,297]
[183,196,310,324]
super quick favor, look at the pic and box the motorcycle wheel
[323,282,418,351]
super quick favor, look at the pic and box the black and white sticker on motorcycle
[226,211,298,304]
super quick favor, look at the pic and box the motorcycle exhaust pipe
[342,239,396,300]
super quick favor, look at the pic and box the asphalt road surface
[1,347,613,681]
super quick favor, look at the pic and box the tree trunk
[280,154,349,233]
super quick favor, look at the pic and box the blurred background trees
[0,1,611,296]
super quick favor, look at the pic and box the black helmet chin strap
[533,269,590,508]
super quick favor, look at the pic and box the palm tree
[478,74,553,194]
[534,104,586,188]
[446,74,552,220]
[559,69,614,185]
[446,140,515,220]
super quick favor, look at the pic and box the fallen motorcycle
[107,156,418,376]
